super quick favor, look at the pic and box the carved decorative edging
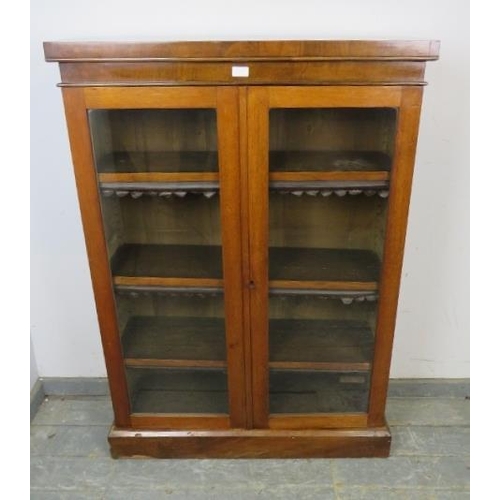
[270,288,378,303]
[272,189,389,198]
[102,189,219,199]
[100,181,220,199]
[114,285,378,303]
[100,184,389,198]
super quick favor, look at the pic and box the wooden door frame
[246,85,421,430]
[61,86,247,429]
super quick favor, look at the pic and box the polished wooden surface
[217,86,248,428]
[268,414,368,430]
[269,280,378,291]
[269,170,389,182]
[57,60,427,86]
[45,41,439,87]
[130,415,230,430]
[368,87,424,426]
[238,86,255,429]
[247,87,271,428]
[44,40,439,61]
[84,86,217,108]
[62,89,131,427]
[113,276,223,288]
[99,172,219,183]
[109,425,391,458]
[269,85,402,107]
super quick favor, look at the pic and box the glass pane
[268,106,391,416]
[269,108,396,172]
[126,368,228,414]
[269,295,375,413]
[100,194,222,278]
[269,193,387,283]
[89,109,218,173]
[89,107,228,415]
[117,292,228,414]
[115,292,226,362]
[270,370,370,413]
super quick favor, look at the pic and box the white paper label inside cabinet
[232,66,250,77]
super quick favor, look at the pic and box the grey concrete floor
[31,393,469,499]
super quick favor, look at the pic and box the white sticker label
[232,66,250,77]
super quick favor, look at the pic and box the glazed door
[247,86,421,429]
[62,87,246,429]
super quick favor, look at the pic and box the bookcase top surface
[44,40,440,63]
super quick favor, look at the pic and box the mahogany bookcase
[44,40,439,458]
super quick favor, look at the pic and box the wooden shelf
[97,151,218,174]
[122,316,226,368]
[99,172,220,197]
[111,244,379,291]
[111,244,223,283]
[270,247,380,285]
[270,370,369,414]
[128,366,368,415]
[127,368,228,414]
[269,183,389,196]
[269,152,390,193]
[270,151,392,173]
[115,285,224,296]
[269,319,373,371]
[122,316,372,371]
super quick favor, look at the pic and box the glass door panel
[101,193,222,278]
[115,291,228,414]
[269,295,376,414]
[269,108,396,173]
[267,101,396,419]
[89,105,229,416]
[89,109,218,173]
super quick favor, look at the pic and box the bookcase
[44,40,439,458]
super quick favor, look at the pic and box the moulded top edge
[43,40,440,63]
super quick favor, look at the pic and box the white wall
[31,0,469,378]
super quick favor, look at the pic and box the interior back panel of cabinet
[126,368,229,414]
[115,294,225,336]
[269,295,377,328]
[269,108,396,155]
[100,195,222,249]
[89,109,218,166]
[269,194,387,258]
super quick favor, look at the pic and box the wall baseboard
[30,377,470,420]
[42,377,110,396]
[30,379,45,421]
[387,378,470,398]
